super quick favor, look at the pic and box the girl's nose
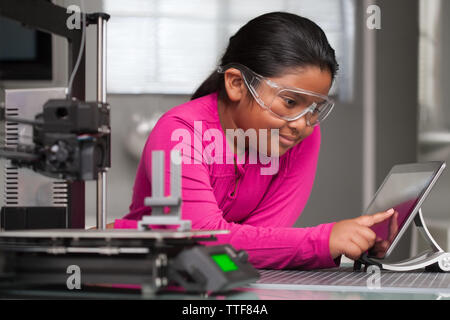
[286,114,308,134]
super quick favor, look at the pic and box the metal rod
[151,151,164,216]
[97,170,107,229]
[96,16,108,230]
[362,0,377,210]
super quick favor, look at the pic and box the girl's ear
[223,68,246,102]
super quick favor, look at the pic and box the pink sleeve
[118,115,338,270]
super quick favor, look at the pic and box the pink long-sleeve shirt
[116,92,339,270]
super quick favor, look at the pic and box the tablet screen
[364,163,444,259]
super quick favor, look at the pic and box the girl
[114,12,394,269]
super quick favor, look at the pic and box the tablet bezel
[363,161,446,259]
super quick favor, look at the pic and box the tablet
[363,161,446,259]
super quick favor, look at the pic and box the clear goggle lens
[248,76,334,126]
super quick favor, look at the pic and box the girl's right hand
[329,209,396,260]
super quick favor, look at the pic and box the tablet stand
[354,209,450,272]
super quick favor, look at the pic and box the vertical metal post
[362,0,377,210]
[97,16,108,230]
[151,151,165,216]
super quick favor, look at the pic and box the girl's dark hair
[191,11,339,101]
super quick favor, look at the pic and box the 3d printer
[0,0,259,297]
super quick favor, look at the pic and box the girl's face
[230,65,333,157]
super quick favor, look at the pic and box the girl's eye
[282,98,297,108]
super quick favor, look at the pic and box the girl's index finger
[358,208,395,227]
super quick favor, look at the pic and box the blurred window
[103,0,355,101]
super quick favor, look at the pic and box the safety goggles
[217,63,335,126]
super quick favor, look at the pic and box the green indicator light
[211,253,238,272]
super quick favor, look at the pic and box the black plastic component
[171,245,259,293]
[1,207,66,230]
[6,99,111,181]
[86,12,111,25]
[39,99,109,134]
[354,253,384,272]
